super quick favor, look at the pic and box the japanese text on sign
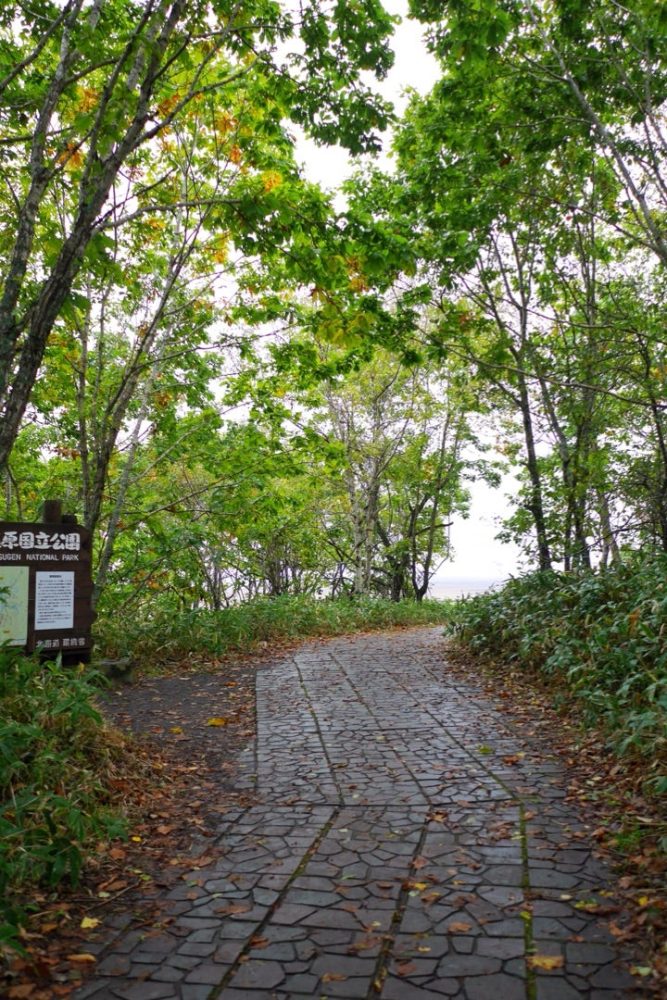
[35,571,75,630]
[0,531,81,551]
[39,637,88,650]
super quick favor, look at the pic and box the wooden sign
[0,501,93,661]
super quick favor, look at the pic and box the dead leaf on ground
[527,954,565,971]
[347,935,382,953]
[249,936,270,949]
[79,917,101,930]
[214,902,250,915]
[396,960,417,976]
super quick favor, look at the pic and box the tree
[0,0,395,468]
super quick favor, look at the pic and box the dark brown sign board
[0,501,93,662]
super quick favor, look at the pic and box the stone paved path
[76,628,638,1000]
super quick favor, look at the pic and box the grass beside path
[97,594,452,663]
[446,558,667,799]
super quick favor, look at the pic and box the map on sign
[0,566,29,645]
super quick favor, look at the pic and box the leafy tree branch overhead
[3,0,667,609]
[0,0,395,468]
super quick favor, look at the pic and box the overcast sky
[296,2,522,589]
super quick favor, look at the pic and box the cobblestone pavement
[76,628,638,999]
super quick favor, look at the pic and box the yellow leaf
[527,955,564,971]
[169,726,183,734]
[637,895,651,907]
[131,835,142,842]
[261,170,282,193]
[76,86,98,112]
[67,953,97,963]
[80,917,101,930]
[206,717,229,727]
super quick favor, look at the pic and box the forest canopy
[1,0,667,616]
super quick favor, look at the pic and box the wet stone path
[77,629,637,1000]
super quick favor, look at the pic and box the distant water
[428,578,503,600]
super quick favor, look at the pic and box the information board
[0,504,93,659]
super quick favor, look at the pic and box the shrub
[96,594,452,662]
[447,557,667,791]
[0,650,126,949]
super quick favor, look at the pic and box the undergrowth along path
[76,628,640,1000]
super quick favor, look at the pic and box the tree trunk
[517,372,552,571]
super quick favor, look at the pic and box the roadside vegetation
[98,595,452,663]
[0,651,127,951]
[448,559,667,799]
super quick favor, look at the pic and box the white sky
[296,1,522,588]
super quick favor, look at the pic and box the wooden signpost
[0,500,93,662]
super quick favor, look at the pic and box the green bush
[448,557,667,790]
[0,650,126,949]
[97,594,452,662]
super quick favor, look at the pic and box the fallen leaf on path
[396,960,417,976]
[66,953,97,963]
[103,879,128,891]
[214,903,250,915]
[249,936,270,949]
[527,955,564,971]
[574,900,620,915]
[80,917,100,930]
[206,717,229,726]
[447,922,472,933]
[322,972,347,982]
[347,935,382,953]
